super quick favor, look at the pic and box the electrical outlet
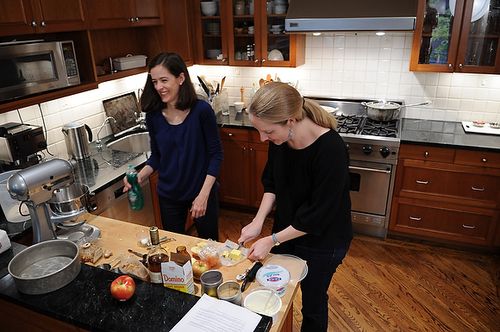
[480,79,487,87]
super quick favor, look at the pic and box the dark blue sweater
[145,100,223,202]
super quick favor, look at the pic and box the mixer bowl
[48,183,92,215]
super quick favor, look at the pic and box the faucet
[96,116,116,151]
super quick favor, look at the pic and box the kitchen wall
[1,32,499,156]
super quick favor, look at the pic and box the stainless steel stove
[308,97,402,238]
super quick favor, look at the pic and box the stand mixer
[7,158,100,244]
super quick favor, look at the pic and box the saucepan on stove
[362,100,431,122]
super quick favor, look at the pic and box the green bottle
[126,165,144,210]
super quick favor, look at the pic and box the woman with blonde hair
[238,82,352,332]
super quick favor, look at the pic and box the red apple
[110,275,136,301]
[192,260,209,281]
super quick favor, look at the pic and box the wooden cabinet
[219,127,268,208]
[85,0,163,30]
[0,0,86,36]
[164,0,194,66]
[192,0,305,67]
[410,0,500,74]
[390,143,500,250]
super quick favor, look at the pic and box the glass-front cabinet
[410,0,500,73]
[194,0,304,67]
[193,0,230,65]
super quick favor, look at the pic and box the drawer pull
[228,133,233,136]
[462,224,476,229]
[481,158,487,163]
[409,216,422,221]
[416,180,429,185]
[471,186,485,192]
[424,151,429,158]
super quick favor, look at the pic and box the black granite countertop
[0,250,271,331]
[401,119,500,151]
[217,107,254,129]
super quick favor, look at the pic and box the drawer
[248,129,263,143]
[400,166,500,206]
[399,144,455,162]
[220,127,250,142]
[455,149,500,169]
[394,203,494,246]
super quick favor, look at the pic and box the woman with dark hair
[238,82,352,331]
[124,52,223,240]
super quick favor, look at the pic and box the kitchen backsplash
[0,32,499,156]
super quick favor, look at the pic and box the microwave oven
[0,40,80,102]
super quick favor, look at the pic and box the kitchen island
[0,215,302,332]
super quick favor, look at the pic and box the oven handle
[349,165,391,174]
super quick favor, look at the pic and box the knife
[197,76,210,97]
[241,261,263,292]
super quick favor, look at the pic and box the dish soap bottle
[126,165,144,210]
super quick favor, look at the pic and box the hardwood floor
[214,209,499,332]
[118,207,499,331]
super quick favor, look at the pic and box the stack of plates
[206,22,220,35]
[269,24,283,34]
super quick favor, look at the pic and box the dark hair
[140,52,197,112]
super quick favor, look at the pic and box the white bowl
[274,4,287,14]
[201,1,217,16]
[268,49,284,61]
[243,288,282,321]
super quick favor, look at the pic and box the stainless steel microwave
[0,40,80,102]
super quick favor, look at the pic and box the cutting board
[462,121,500,136]
[102,92,140,134]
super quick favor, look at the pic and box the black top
[262,129,353,250]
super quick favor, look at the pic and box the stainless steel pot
[62,122,93,160]
[48,183,96,215]
[362,101,431,121]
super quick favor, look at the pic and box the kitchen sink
[106,131,150,153]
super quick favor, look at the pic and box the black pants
[273,242,350,332]
[158,186,219,241]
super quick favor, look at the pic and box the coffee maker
[7,158,100,243]
[0,122,47,171]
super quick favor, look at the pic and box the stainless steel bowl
[48,183,91,215]
[8,239,81,295]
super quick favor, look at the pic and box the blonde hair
[248,82,337,129]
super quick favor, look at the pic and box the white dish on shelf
[268,49,284,61]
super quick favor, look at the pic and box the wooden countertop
[88,215,302,332]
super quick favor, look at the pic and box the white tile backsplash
[1,32,499,153]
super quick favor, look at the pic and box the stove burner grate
[336,115,363,134]
[361,119,399,137]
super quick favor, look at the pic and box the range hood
[285,0,418,32]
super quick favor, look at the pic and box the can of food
[256,264,290,297]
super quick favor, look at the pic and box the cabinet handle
[261,59,266,63]
[41,21,46,27]
[409,216,422,221]
[221,58,227,62]
[242,147,246,151]
[424,151,429,158]
[227,133,233,136]
[416,180,429,185]
[448,63,453,70]
[135,17,139,22]
[471,186,485,192]
[462,224,475,229]
[31,20,37,27]
[481,158,487,163]
[129,17,134,22]
[254,59,259,63]
[458,63,463,69]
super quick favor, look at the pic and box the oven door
[349,161,392,216]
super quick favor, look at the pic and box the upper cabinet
[0,0,86,36]
[164,0,195,66]
[85,0,163,29]
[193,0,304,67]
[410,0,500,74]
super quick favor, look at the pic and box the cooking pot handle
[85,124,93,142]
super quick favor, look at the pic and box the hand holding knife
[241,261,263,292]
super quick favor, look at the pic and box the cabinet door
[260,0,305,67]
[248,141,268,208]
[133,0,162,27]
[33,0,86,33]
[227,0,259,66]
[164,0,194,65]
[86,0,134,29]
[455,0,500,73]
[410,0,464,72]
[193,0,229,65]
[219,137,251,205]
[0,0,35,36]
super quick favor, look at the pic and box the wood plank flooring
[119,207,499,331]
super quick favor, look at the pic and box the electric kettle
[62,122,93,160]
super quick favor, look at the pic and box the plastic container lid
[256,264,290,297]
